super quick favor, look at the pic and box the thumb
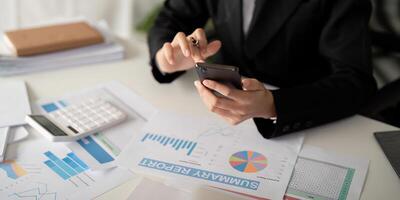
[242,78,264,91]
[203,40,221,58]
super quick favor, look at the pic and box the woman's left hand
[194,78,276,125]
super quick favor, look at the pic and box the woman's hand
[194,78,276,125]
[156,28,222,73]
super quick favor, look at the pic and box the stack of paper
[0,20,124,76]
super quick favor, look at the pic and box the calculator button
[58,110,67,116]
[94,119,106,125]
[63,118,74,124]
[80,118,91,124]
[87,123,97,129]
[94,109,106,115]
[76,127,85,133]
[81,126,90,132]
[49,114,61,120]
[112,111,124,117]
[101,102,112,108]
[104,116,114,122]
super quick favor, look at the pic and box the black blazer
[147,0,377,138]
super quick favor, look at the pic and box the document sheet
[118,112,304,200]
[284,146,369,200]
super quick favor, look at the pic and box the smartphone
[374,131,400,178]
[195,62,242,90]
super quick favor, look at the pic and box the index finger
[171,32,191,57]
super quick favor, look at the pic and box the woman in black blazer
[147,0,377,138]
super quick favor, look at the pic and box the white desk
[1,37,399,199]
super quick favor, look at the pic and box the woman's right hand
[155,28,222,73]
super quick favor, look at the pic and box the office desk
[1,37,399,199]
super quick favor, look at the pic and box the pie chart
[229,151,268,173]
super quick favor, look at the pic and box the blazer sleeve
[147,0,209,83]
[254,0,377,138]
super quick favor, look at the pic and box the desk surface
[1,37,399,199]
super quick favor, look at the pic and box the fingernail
[203,80,210,86]
[196,59,205,63]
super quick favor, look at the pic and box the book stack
[0,21,124,76]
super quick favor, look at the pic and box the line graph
[8,182,57,200]
[196,125,239,139]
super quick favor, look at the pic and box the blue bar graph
[67,152,89,170]
[43,151,89,181]
[44,151,76,176]
[77,136,115,164]
[44,160,70,180]
[63,157,84,173]
[141,133,197,156]
[187,143,196,155]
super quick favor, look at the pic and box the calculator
[26,98,127,142]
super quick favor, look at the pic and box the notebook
[4,22,104,56]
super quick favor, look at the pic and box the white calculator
[26,98,127,142]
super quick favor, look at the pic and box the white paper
[127,178,192,200]
[128,178,249,200]
[0,81,31,127]
[284,146,369,200]
[34,81,158,170]
[118,111,303,200]
[0,127,10,161]
[0,133,135,200]
[7,126,30,144]
[269,132,305,154]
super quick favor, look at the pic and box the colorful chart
[0,160,28,180]
[229,151,268,173]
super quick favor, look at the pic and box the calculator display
[31,115,68,136]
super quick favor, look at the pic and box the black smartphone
[374,130,400,178]
[195,62,242,90]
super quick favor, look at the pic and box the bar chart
[77,136,115,164]
[43,151,94,187]
[140,133,197,156]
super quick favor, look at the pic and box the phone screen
[195,63,242,90]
